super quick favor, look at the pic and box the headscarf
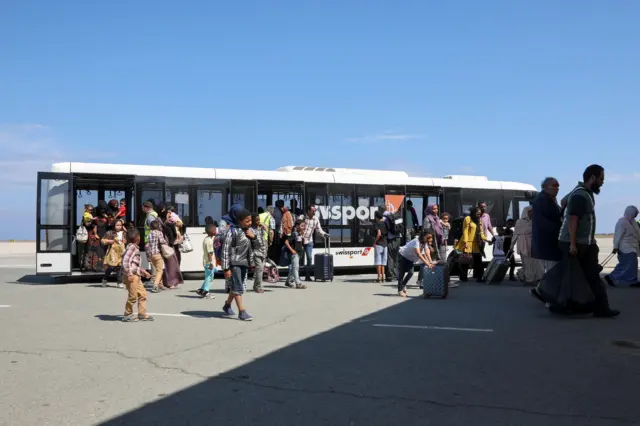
[623,206,638,222]
[424,204,444,246]
[221,203,244,227]
[514,206,533,235]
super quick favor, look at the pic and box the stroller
[263,258,280,283]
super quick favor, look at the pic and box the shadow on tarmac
[97,287,640,426]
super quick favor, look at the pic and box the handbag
[76,225,88,243]
[457,252,474,266]
[161,243,175,258]
[179,233,193,253]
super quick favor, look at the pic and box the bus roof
[50,162,537,192]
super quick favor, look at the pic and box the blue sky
[1,1,639,239]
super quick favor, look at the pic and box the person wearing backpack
[220,208,254,321]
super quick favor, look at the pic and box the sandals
[398,291,408,298]
[122,315,139,322]
[138,315,154,321]
[296,284,307,289]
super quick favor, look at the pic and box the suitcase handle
[324,233,330,253]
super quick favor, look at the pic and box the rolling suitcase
[483,254,510,283]
[422,264,449,298]
[314,236,333,281]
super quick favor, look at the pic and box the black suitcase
[314,236,333,281]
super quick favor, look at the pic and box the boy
[116,198,127,220]
[197,224,217,298]
[250,213,267,293]
[373,210,388,283]
[490,227,506,258]
[221,209,254,321]
[284,219,306,289]
[121,228,152,322]
[145,220,166,293]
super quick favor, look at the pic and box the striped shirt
[146,230,167,256]
[122,244,145,276]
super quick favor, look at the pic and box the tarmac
[1,237,639,426]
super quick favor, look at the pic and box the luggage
[482,255,509,283]
[314,236,333,282]
[422,264,450,298]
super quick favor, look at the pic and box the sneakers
[205,292,216,299]
[238,310,254,321]
[285,281,294,288]
[253,288,265,293]
[295,284,307,289]
[101,279,108,288]
[222,304,236,318]
[116,283,125,289]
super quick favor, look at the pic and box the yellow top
[454,216,486,254]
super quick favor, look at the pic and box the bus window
[443,188,462,219]
[197,190,223,226]
[461,189,505,227]
[518,201,531,219]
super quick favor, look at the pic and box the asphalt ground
[1,238,639,426]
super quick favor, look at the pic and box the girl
[101,219,126,288]
[440,212,452,245]
[284,220,306,289]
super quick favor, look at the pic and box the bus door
[405,187,441,232]
[37,172,74,275]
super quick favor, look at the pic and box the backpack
[214,226,237,262]
[385,212,405,236]
[76,225,88,243]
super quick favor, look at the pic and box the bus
[36,162,538,276]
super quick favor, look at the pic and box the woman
[454,207,486,282]
[155,203,183,289]
[101,219,126,288]
[165,205,184,264]
[514,206,543,284]
[605,206,640,287]
[423,204,447,260]
[85,201,109,272]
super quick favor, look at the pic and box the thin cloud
[607,172,640,183]
[344,132,425,143]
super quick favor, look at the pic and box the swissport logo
[335,248,372,258]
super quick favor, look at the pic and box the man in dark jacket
[531,177,562,272]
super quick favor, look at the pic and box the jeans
[253,256,265,290]
[201,266,214,292]
[386,238,400,280]
[559,242,610,313]
[287,253,301,285]
[397,255,415,291]
[303,243,314,280]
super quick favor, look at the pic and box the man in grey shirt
[558,164,619,318]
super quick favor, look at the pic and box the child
[221,209,254,321]
[250,213,267,293]
[284,219,306,289]
[491,227,507,258]
[145,220,167,293]
[440,212,452,245]
[116,198,127,220]
[197,224,217,299]
[121,228,152,322]
[417,232,438,288]
[101,219,126,288]
[504,219,517,281]
[83,204,94,225]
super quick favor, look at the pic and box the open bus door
[36,172,74,275]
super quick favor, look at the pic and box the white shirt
[399,238,425,263]
[492,235,505,257]
[614,219,640,254]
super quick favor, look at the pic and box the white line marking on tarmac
[0,265,34,269]
[146,313,195,318]
[0,305,11,308]
[372,324,494,333]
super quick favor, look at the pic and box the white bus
[36,162,537,276]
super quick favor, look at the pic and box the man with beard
[557,164,619,317]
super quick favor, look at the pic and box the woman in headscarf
[514,206,543,284]
[454,207,486,282]
[605,206,640,287]
[151,202,183,288]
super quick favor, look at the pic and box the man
[301,205,327,282]
[257,206,275,246]
[404,200,419,241]
[382,205,400,282]
[531,177,562,273]
[478,201,494,242]
[557,164,619,318]
[142,200,158,244]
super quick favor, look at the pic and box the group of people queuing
[529,164,635,318]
